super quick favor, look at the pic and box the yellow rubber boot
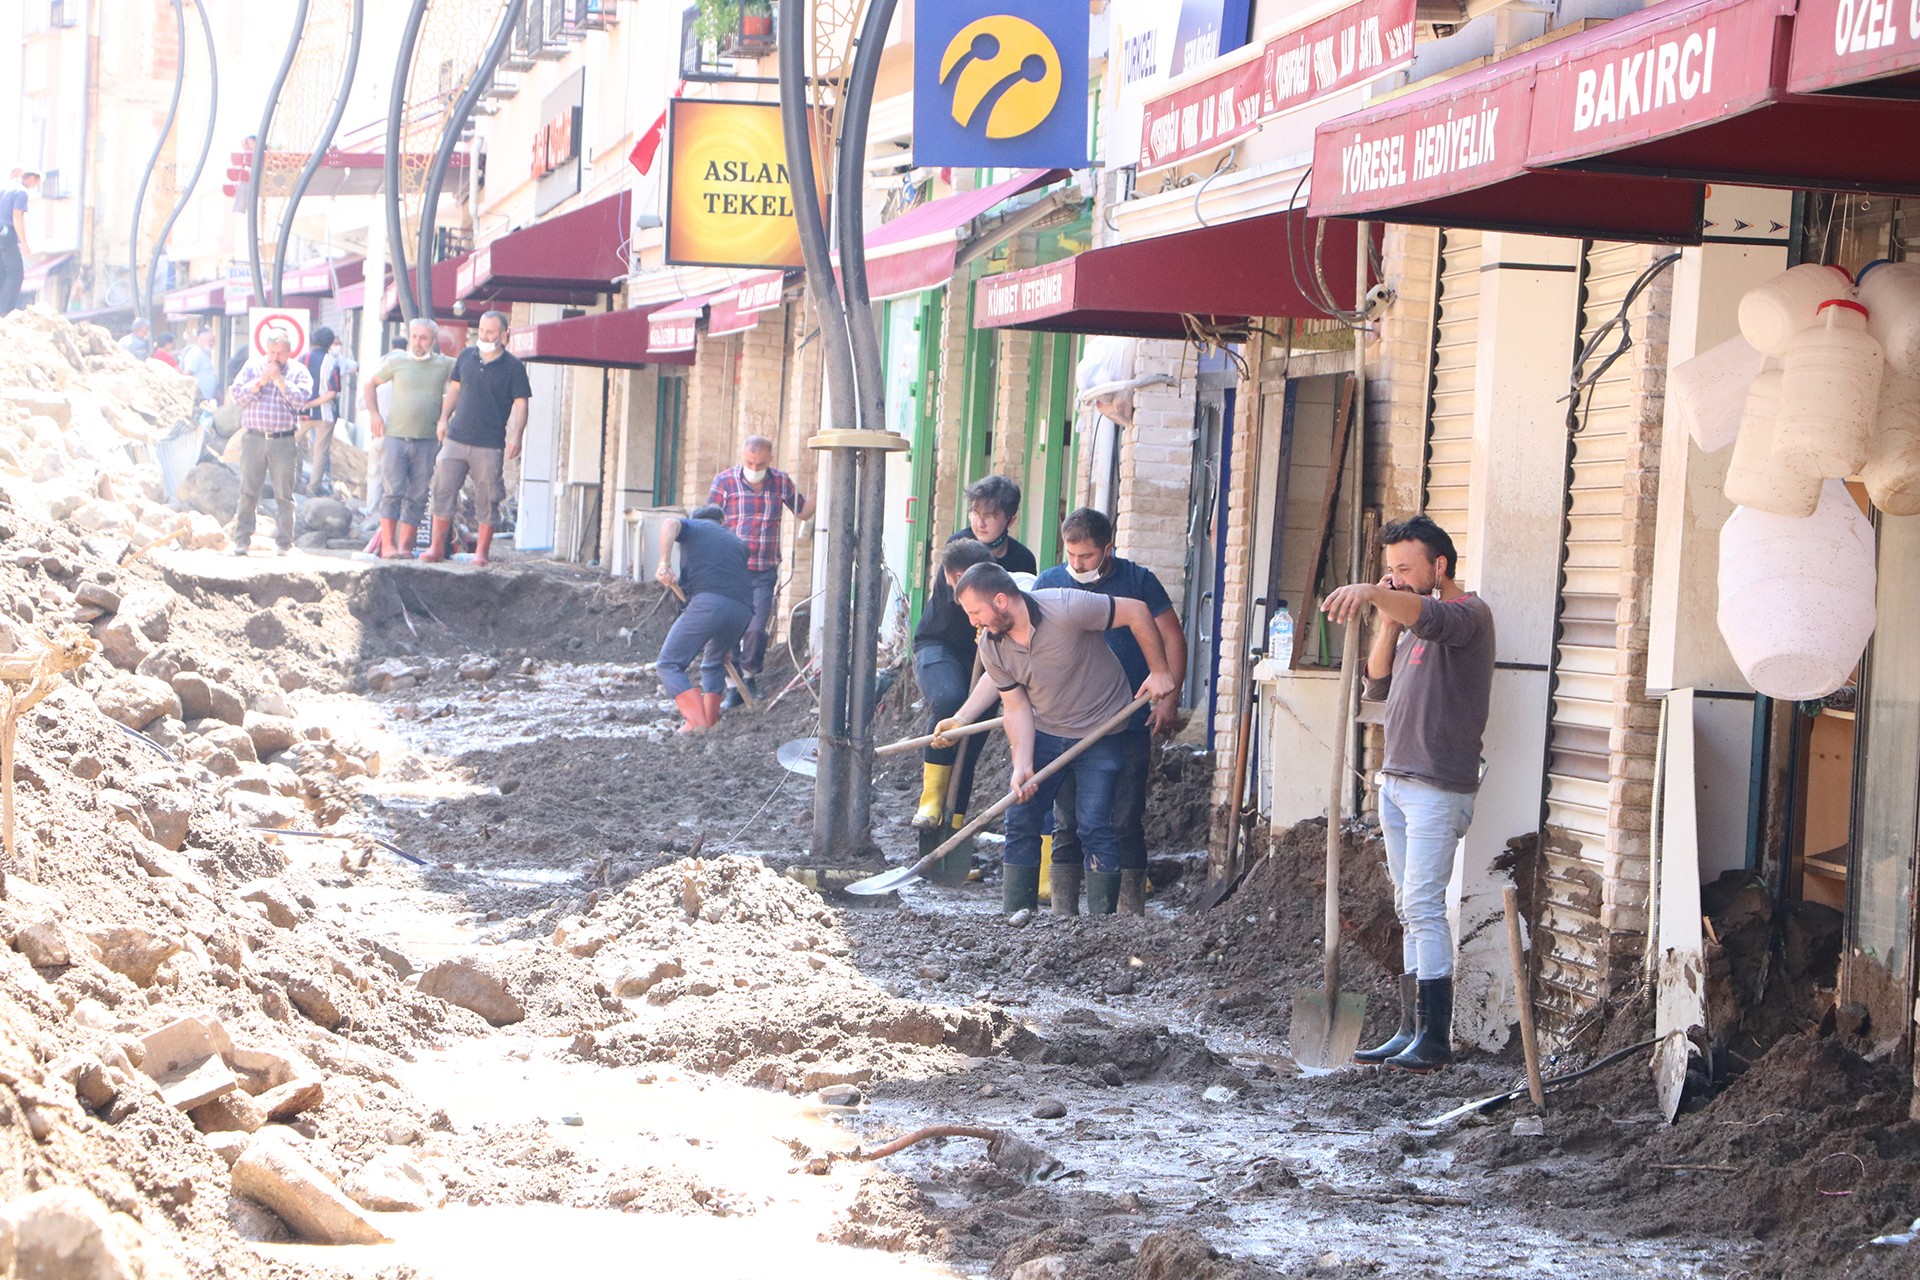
[1038,834,1053,903]
[913,763,953,829]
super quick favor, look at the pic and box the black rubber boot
[1002,864,1041,916]
[1117,868,1147,916]
[1352,973,1418,1066]
[1049,863,1082,916]
[1386,977,1456,1073]
[1084,870,1122,916]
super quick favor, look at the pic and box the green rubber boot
[1084,870,1122,916]
[1049,862,1083,916]
[1002,864,1041,916]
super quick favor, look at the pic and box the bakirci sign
[914,1,1088,169]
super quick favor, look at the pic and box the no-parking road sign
[248,307,310,359]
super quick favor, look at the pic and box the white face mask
[742,465,769,484]
[1067,562,1106,585]
[478,340,501,355]
[409,347,435,361]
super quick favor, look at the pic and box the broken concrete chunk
[364,658,429,693]
[188,1088,267,1134]
[239,882,305,929]
[224,790,304,830]
[342,1152,447,1213]
[151,1055,239,1113]
[47,1051,119,1111]
[74,581,121,612]
[191,721,257,764]
[256,1076,325,1121]
[283,976,346,1031]
[92,674,180,730]
[203,1130,251,1169]
[231,1141,389,1246]
[418,955,525,1026]
[612,957,684,999]
[80,925,181,987]
[139,789,192,852]
[172,673,247,725]
[0,1185,178,1280]
[14,918,74,968]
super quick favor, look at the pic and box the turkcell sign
[1309,69,1531,216]
[1790,0,1920,91]
[914,0,1088,169]
[1529,0,1780,165]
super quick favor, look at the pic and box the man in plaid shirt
[708,434,813,704]
[227,329,313,555]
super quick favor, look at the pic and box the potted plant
[694,0,740,49]
[739,0,773,41]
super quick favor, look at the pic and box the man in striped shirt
[707,435,813,705]
[227,330,313,555]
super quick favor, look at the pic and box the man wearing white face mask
[423,310,531,566]
[707,434,813,704]
[364,318,455,558]
[1031,507,1186,915]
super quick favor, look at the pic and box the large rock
[139,788,192,852]
[0,1186,180,1280]
[118,587,172,643]
[418,956,525,1026]
[298,496,352,537]
[91,616,153,672]
[243,712,300,757]
[14,917,76,968]
[224,790,304,830]
[342,1152,447,1213]
[172,673,246,725]
[231,1139,389,1245]
[191,721,258,764]
[92,675,179,730]
[81,925,181,987]
[239,881,305,929]
[178,461,239,523]
[69,500,137,539]
[188,1088,266,1134]
[256,1076,325,1120]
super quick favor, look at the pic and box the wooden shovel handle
[663,579,755,709]
[876,717,1004,758]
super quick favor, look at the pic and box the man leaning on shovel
[937,563,1180,917]
[1321,515,1495,1074]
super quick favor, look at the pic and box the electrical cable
[143,0,218,323]
[1561,250,1683,432]
[272,0,364,306]
[129,0,189,320]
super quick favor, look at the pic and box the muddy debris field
[0,311,1917,1278]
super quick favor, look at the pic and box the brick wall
[679,332,737,507]
[1374,225,1442,520]
[932,282,968,538]
[1114,339,1195,623]
[1207,329,1266,856]
[991,235,1037,488]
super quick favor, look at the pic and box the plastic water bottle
[1266,600,1293,660]
[1776,299,1883,478]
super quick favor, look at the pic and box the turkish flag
[629,82,687,176]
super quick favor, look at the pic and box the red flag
[629,82,687,176]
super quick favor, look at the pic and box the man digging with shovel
[939,563,1179,916]
[1321,516,1494,1073]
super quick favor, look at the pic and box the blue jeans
[913,641,992,808]
[736,566,780,676]
[1052,727,1151,872]
[658,594,752,697]
[1378,773,1478,979]
[1005,731,1127,872]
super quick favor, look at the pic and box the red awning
[279,256,364,296]
[224,283,326,316]
[647,295,708,352]
[336,281,367,310]
[163,281,228,318]
[459,191,632,301]
[857,169,1066,300]
[506,306,695,369]
[1311,0,1920,243]
[972,209,1363,338]
[1789,0,1920,92]
[22,253,72,293]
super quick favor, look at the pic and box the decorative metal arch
[271,0,366,306]
[248,0,311,307]
[144,0,219,322]
[128,0,191,321]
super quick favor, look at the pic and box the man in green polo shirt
[362,318,454,558]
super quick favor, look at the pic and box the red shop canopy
[506,306,695,369]
[972,208,1363,338]
[856,169,1066,300]
[459,190,631,302]
[1311,0,1920,244]
[646,295,707,353]
[162,279,227,318]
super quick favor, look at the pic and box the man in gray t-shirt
[938,563,1178,916]
[1322,514,1495,1075]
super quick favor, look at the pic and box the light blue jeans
[1378,773,1478,979]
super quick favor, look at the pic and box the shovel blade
[776,737,820,778]
[1289,989,1368,1070]
[842,864,925,896]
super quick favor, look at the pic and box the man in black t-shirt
[910,475,1035,835]
[423,310,532,566]
[655,507,755,733]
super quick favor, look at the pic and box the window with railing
[39,169,71,199]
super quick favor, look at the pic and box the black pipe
[385,0,432,320]
[416,0,524,321]
[145,0,218,325]
[249,0,310,308]
[129,0,188,321]
[272,0,365,307]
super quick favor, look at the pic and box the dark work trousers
[1004,731,1127,872]
[380,435,439,526]
[658,593,753,697]
[235,430,299,549]
[0,235,22,315]
[1052,726,1153,873]
[736,566,780,676]
[914,640,993,811]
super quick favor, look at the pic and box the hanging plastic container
[1863,368,1920,515]
[1671,334,1766,453]
[1718,480,1876,700]
[1725,368,1820,517]
[1855,258,1920,377]
[1775,299,1883,477]
[1738,263,1855,356]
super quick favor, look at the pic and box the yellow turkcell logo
[939,15,1063,140]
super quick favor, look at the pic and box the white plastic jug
[1855,258,1920,377]
[1725,368,1820,517]
[1738,263,1855,357]
[1671,334,1766,453]
[1863,368,1920,515]
[1776,299,1883,477]
[1717,479,1876,700]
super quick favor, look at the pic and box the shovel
[776,718,1005,779]
[1288,621,1368,1070]
[844,694,1152,896]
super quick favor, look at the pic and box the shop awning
[280,256,364,296]
[1789,0,1920,92]
[647,295,708,353]
[222,147,469,199]
[506,306,696,369]
[1310,0,1920,243]
[22,253,72,294]
[972,208,1363,338]
[458,190,631,302]
[858,169,1066,300]
[161,280,228,318]
[224,283,327,316]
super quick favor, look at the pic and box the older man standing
[227,330,313,556]
[708,435,813,706]
[362,318,454,559]
[421,310,530,566]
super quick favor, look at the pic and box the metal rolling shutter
[1537,240,1643,1035]
[1423,229,1479,580]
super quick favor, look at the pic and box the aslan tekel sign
[666,99,822,270]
